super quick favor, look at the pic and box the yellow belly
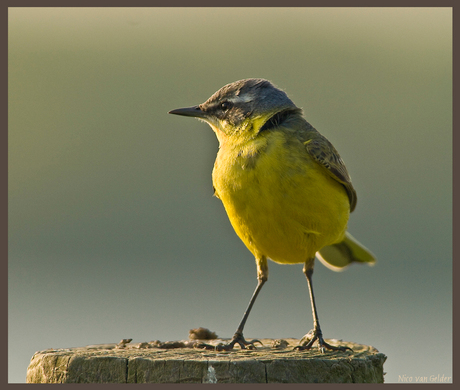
[212,132,350,264]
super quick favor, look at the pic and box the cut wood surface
[27,338,387,383]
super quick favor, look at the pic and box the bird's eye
[221,101,231,111]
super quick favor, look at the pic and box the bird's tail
[316,231,376,272]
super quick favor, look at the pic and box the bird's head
[169,78,301,144]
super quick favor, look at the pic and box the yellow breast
[212,131,350,264]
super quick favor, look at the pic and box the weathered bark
[26,338,386,383]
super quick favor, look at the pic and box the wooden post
[26,338,386,383]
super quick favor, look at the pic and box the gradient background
[8,7,452,383]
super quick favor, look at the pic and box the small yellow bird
[169,78,376,352]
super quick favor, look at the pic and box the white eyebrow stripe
[227,94,253,104]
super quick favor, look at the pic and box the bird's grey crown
[206,78,296,110]
[200,78,299,125]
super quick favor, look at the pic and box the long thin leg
[305,260,321,331]
[295,258,352,352]
[199,256,268,351]
[220,277,266,350]
[237,278,266,334]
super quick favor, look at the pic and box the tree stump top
[26,337,387,383]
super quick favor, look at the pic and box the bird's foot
[218,332,263,351]
[196,332,263,351]
[294,329,352,353]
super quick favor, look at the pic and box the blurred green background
[8,7,452,383]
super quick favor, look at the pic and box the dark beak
[168,105,208,119]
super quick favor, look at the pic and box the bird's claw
[294,329,352,353]
[196,333,263,351]
[217,332,263,351]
